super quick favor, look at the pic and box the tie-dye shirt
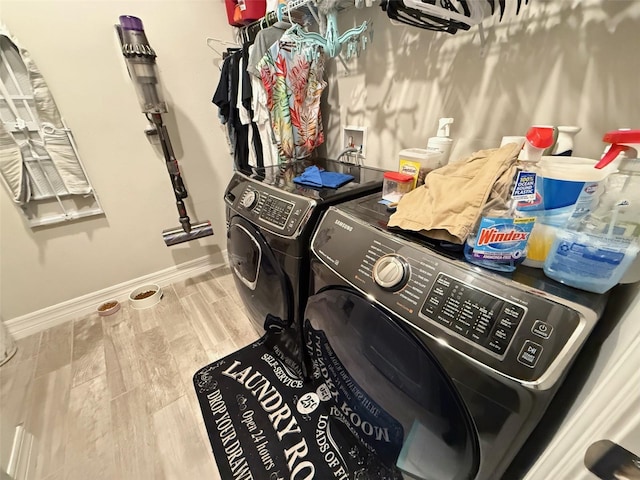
[258,34,326,163]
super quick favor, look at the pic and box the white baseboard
[5,251,229,339]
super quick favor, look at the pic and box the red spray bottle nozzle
[595,129,640,169]
[525,126,555,149]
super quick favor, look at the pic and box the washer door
[227,216,292,331]
[304,287,479,480]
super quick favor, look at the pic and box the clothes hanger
[287,2,294,24]
[286,7,369,59]
[206,38,224,57]
[206,37,240,56]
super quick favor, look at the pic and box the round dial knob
[372,254,409,290]
[241,190,258,209]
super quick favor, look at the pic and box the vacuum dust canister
[117,15,167,114]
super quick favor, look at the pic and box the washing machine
[301,193,608,479]
[224,158,385,336]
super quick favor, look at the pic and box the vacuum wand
[117,15,213,246]
[150,113,213,245]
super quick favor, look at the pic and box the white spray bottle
[427,118,454,164]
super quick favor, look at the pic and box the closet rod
[287,0,313,11]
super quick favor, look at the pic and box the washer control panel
[313,208,588,386]
[225,175,315,237]
[420,273,526,357]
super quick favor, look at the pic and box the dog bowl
[97,300,121,316]
[129,284,163,309]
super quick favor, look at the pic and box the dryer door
[227,216,292,331]
[304,287,480,480]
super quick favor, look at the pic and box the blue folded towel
[293,166,354,189]
[293,165,323,187]
[320,171,355,188]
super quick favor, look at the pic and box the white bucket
[520,157,616,268]
[536,157,614,210]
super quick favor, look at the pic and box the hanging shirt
[236,54,252,126]
[212,54,236,157]
[258,34,326,162]
[247,26,288,173]
[246,22,290,78]
[213,51,250,173]
[235,54,257,169]
[213,48,263,174]
[249,45,278,174]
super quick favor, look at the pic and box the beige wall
[1,1,235,319]
[325,1,638,168]
[1,1,637,321]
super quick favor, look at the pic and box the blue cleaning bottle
[464,214,536,272]
[464,167,537,273]
[464,130,553,272]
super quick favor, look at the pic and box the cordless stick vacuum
[116,15,213,246]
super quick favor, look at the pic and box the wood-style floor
[0,265,260,480]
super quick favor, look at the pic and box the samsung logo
[334,219,353,232]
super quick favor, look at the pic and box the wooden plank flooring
[0,265,259,480]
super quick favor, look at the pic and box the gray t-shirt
[246,21,290,78]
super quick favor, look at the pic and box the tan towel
[388,142,521,244]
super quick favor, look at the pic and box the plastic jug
[543,130,640,293]
[519,156,614,268]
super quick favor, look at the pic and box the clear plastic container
[398,148,444,188]
[544,230,639,293]
[383,172,414,203]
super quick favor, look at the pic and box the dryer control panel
[312,208,601,389]
[225,175,315,237]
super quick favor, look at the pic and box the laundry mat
[193,327,404,480]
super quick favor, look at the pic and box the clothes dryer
[224,159,384,337]
[300,193,608,479]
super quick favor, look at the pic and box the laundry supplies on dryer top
[224,157,385,340]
